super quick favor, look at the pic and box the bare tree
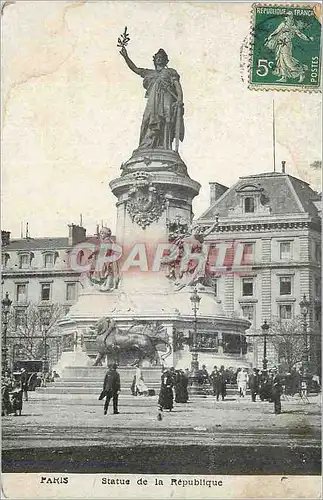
[7,303,65,362]
[268,316,304,372]
[310,160,322,170]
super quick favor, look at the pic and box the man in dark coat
[217,365,227,401]
[249,368,259,402]
[271,368,282,414]
[210,366,220,396]
[99,363,121,415]
[20,368,29,401]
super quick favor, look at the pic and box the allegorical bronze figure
[118,29,184,151]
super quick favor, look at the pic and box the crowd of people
[97,363,316,418]
[3,362,320,419]
[1,368,60,416]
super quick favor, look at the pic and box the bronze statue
[86,227,120,292]
[92,317,171,366]
[119,44,184,151]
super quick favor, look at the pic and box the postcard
[1,1,321,499]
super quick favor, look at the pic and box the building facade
[1,224,91,367]
[197,168,321,374]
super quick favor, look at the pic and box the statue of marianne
[120,46,184,151]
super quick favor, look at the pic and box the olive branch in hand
[117,26,130,48]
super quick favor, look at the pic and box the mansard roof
[3,237,70,251]
[199,172,321,220]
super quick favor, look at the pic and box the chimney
[68,224,86,246]
[209,182,228,205]
[281,161,286,173]
[1,230,10,247]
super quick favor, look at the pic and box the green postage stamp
[249,3,321,90]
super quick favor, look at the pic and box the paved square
[2,391,321,474]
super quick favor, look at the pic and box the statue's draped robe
[138,67,184,149]
[88,237,119,291]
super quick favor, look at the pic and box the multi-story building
[1,224,88,311]
[1,224,91,366]
[197,166,321,374]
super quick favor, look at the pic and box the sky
[2,1,321,238]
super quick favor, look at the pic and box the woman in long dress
[158,369,174,419]
[265,12,314,83]
[120,47,184,150]
[237,368,248,398]
[134,365,149,396]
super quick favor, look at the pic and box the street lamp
[188,287,202,394]
[299,294,310,397]
[2,292,12,372]
[261,320,269,372]
[41,308,51,386]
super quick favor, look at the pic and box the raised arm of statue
[120,46,144,76]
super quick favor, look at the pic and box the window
[315,305,321,323]
[78,250,85,266]
[242,243,254,264]
[241,304,255,322]
[44,253,54,268]
[279,241,291,260]
[66,282,77,301]
[279,304,292,320]
[244,197,255,213]
[16,284,27,303]
[315,242,321,262]
[315,278,321,298]
[214,279,218,297]
[280,276,292,295]
[15,309,26,328]
[1,253,9,267]
[19,254,29,269]
[41,283,51,301]
[242,278,254,296]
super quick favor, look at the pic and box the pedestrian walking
[99,363,121,415]
[200,364,210,385]
[249,368,259,402]
[217,365,227,401]
[157,368,174,420]
[2,371,14,416]
[11,379,23,416]
[133,364,149,396]
[20,368,29,401]
[174,369,188,403]
[259,370,271,401]
[271,368,282,414]
[237,368,248,398]
[210,366,219,396]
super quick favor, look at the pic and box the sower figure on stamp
[119,45,184,151]
[99,363,121,415]
[264,12,314,83]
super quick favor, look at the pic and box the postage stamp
[249,3,322,90]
